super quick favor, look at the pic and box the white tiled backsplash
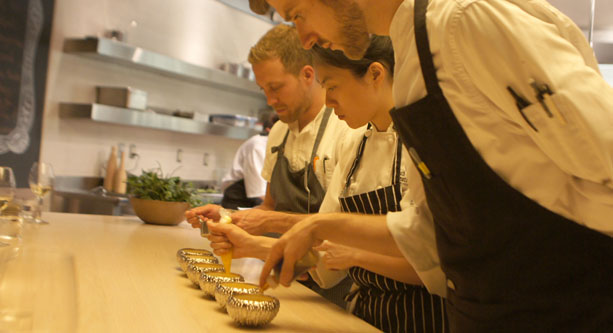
[41,0,272,182]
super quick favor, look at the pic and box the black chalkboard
[0,0,54,187]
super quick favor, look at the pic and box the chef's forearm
[267,211,307,234]
[249,236,276,260]
[312,213,403,257]
[353,250,422,285]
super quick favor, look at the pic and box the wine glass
[0,167,16,247]
[28,162,54,224]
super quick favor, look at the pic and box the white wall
[41,0,272,182]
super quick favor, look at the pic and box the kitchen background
[43,0,273,186]
[2,0,613,194]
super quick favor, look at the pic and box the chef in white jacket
[251,0,613,331]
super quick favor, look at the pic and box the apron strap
[343,124,404,195]
[270,129,290,154]
[343,123,372,195]
[415,0,442,95]
[391,135,403,185]
[309,107,334,162]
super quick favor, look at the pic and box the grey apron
[339,125,448,333]
[269,107,332,213]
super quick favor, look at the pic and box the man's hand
[185,204,222,228]
[230,209,274,235]
[259,216,320,288]
[315,241,357,271]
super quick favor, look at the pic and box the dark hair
[259,110,279,135]
[311,35,394,78]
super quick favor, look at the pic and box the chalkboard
[0,0,54,187]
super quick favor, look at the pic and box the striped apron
[339,125,448,333]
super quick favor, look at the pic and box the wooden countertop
[13,212,378,332]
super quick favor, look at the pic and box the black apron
[389,0,613,331]
[339,125,448,333]
[221,179,263,210]
[269,107,332,213]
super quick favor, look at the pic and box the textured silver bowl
[227,294,280,327]
[176,248,213,265]
[199,271,244,297]
[214,282,262,310]
[186,262,225,284]
[179,254,219,273]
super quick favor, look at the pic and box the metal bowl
[214,282,262,310]
[186,262,225,284]
[226,294,280,327]
[179,254,219,273]
[199,271,244,297]
[176,248,213,265]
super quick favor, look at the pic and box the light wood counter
[17,212,378,332]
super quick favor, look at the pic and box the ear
[300,65,316,85]
[367,62,387,87]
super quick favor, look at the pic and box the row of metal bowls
[177,248,280,327]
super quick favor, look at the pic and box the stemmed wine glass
[28,162,54,224]
[0,167,16,247]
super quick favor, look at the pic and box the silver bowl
[214,282,261,310]
[179,254,219,273]
[227,294,280,327]
[186,262,225,284]
[199,271,244,297]
[176,248,213,265]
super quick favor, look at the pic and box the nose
[266,93,278,106]
[325,96,337,109]
[295,23,317,49]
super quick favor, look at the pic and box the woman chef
[208,36,447,333]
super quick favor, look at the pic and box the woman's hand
[185,204,222,228]
[315,241,358,270]
[206,221,271,260]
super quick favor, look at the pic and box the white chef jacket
[261,105,352,191]
[221,134,268,198]
[311,124,409,288]
[386,0,613,297]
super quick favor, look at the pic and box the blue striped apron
[339,125,448,333]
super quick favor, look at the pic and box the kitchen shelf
[63,37,263,98]
[59,103,260,140]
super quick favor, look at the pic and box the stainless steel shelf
[63,37,263,98]
[59,103,259,140]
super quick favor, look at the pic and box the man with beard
[251,0,613,331]
[186,24,353,307]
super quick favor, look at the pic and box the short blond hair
[248,24,312,76]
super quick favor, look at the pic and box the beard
[324,0,370,59]
[275,87,312,124]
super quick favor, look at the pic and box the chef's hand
[185,204,222,228]
[314,241,356,271]
[259,216,319,288]
[206,221,268,260]
[230,209,272,235]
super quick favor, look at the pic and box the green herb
[127,168,204,207]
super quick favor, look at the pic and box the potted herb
[127,169,203,225]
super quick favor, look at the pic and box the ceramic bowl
[130,197,190,225]
[226,294,280,327]
[214,282,261,310]
[199,271,244,297]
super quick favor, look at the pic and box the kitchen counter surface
[14,212,378,332]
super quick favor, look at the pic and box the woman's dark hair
[311,35,394,78]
